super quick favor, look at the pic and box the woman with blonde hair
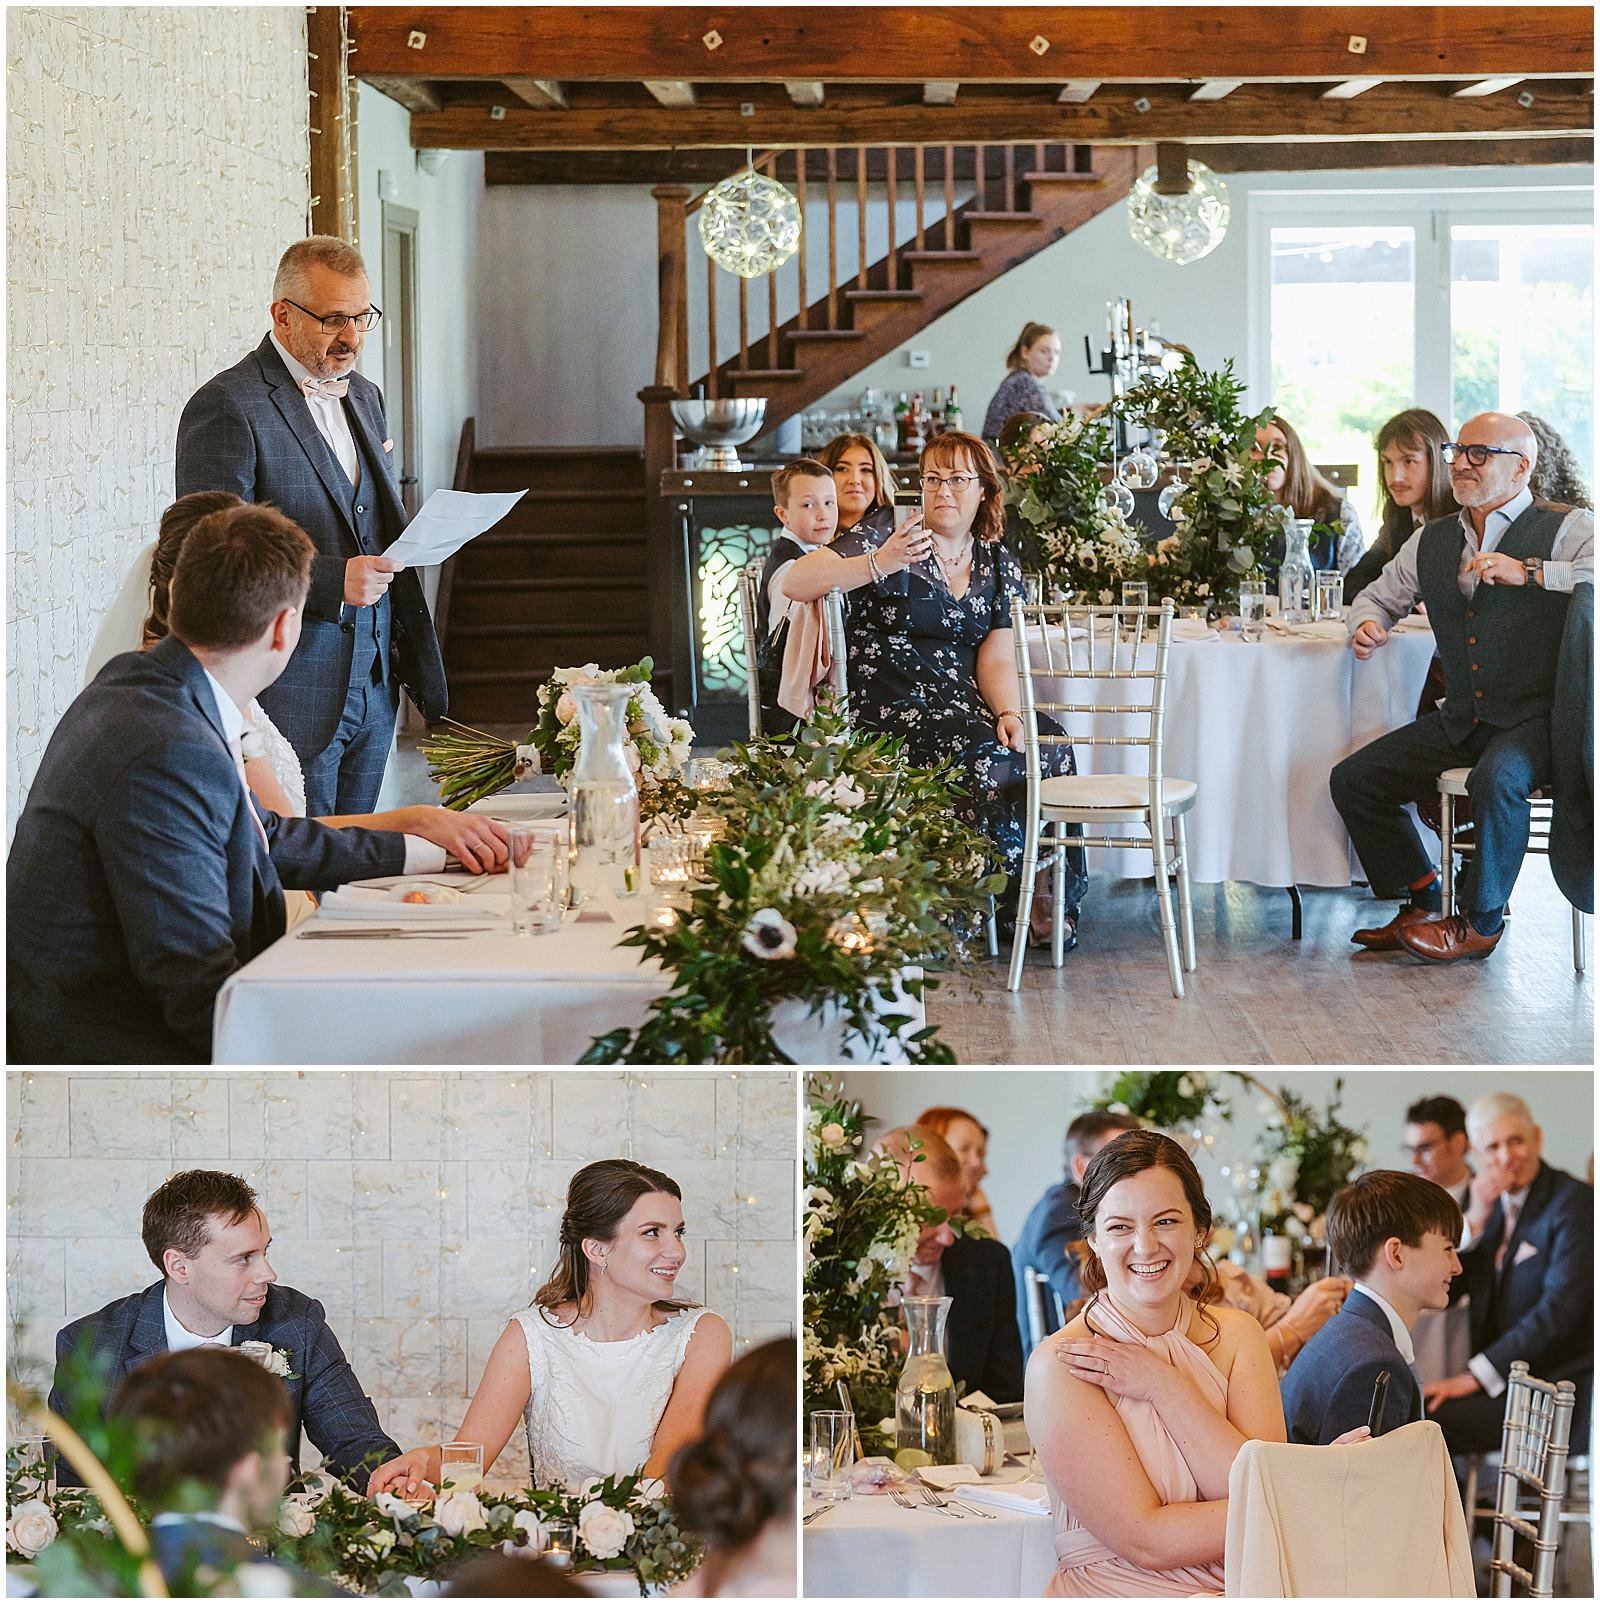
[982,321,1063,441]
[818,431,899,542]
[784,430,1086,947]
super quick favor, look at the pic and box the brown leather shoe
[1397,913,1504,964]
[1350,904,1434,951]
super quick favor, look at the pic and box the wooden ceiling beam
[365,75,442,115]
[784,80,825,106]
[1197,135,1593,172]
[405,80,1595,150]
[349,7,1594,83]
[502,77,568,109]
[642,80,697,107]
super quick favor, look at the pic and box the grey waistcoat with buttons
[342,417,393,685]
[1416,502,1571,744]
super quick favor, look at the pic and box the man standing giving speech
[177,237,447,815]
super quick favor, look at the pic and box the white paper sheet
[384,488,526,567]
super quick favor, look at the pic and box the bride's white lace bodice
[246,698,307,817]
[512,1306,709,1490]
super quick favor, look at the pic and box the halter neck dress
[1043,1295,1230,1597]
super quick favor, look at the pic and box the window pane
[1270,227,1416,536]
[1451,222,1594,493]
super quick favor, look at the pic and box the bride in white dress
[369,1159,732,1496]
[86,492,508,887]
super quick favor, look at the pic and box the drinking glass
[809,1410,856,1502]
[439,1441,484,1494]
[1239,581,1268,644]
[507,825,563,935]
[1023,571,1045,607]
[1315,572,1344,622]
[10,1435,51,1497]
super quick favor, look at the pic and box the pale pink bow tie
[300,374,349,401]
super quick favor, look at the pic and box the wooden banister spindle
[974,144,986,210]
[795,150,808,331]
[856,146,868,289]
[943,144,955,248]
[886,148,898,287]
[1035,141,1046,173]
[739,274,749,369]
[914,145,926,250]
[1004,144,1015,212]
[826,147,839,329]
[650,184,691,391]
[706,262,718,397]
[767,260,777,368]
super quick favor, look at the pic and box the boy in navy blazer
[1283,1170,1464,1444]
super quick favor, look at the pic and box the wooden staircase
[437,423,649,724]
[680,143,1146,433]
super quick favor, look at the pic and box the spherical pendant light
[1127,159,1230,266]
[698,167,802,279]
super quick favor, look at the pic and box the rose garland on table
[1119,358,1284,616]
[582,702,1005,1065]
[421,656,697,823]
[803,1084,948,1457]
[1001,412,1148,601]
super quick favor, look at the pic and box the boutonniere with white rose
[238,1340,297,1381]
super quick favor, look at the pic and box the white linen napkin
[1171,619,1220,643]
[952,1478,1052,1515]
[916,1464,983,1490]
[319,886,511,920]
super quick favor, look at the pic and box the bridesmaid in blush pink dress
[1023,1131,1292,1598]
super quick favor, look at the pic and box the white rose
[434,1490,487,1537]
[374,1492,418,1522]
[367,1527,397,1556]
[577,1499,635,1560]
[7,1499,57,1558]
[555,691,578,725]
[819,1122,848,1150]
[238,1340,292,1377]
[278,1501,316,1539]
[510,1509,543,1549]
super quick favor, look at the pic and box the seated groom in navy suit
[1424,1091,1593,1453]
[112,1347,341,1595]
[1283,1170,1463,1444]
[7,502,447,1063]
[52,1170,398,1487]
[176,236,447,817]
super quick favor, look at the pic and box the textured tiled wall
[6,1071,796,1486]
[5,7,310,826]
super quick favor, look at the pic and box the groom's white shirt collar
[162,1287,234,1353]
[1351,1281,1415,1365]
[200,668,247,752]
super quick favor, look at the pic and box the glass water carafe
[568,682,641,903]
[1278,517,1316,624]
[895,1294,957,1466]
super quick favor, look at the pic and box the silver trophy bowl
[670,398,768,470]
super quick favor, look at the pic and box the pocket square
[1513,1240,1539,1266]
[382,438,394,453]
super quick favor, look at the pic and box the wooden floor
[386,730,1593,1068]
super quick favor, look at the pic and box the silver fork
[949,1497,997,1520]
[915,1484,964,1518]
[888,1487,919,1511]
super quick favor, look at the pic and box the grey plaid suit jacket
[50,1280,400,1485]
[174,335,448,757]
[5,635,405,1063]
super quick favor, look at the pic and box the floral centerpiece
[803,1084,947,1456]
[583,702,1004,1065]
[1120,359,1284,616]
[422,657,696,824]
[1001,412,1148,601]
[1086,1070,1233,1144]
[1247,1075,1372,1235]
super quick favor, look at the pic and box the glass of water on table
[809,1410,856,1503]
[1239,580,1269,643]
[506,822,566,935]
[1315,571,1344,621]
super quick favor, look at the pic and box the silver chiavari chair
[1022,1265,1066,1351]
[736,559,765,738]
[1489,1362,1578,1598]
[1009,597,1197,996]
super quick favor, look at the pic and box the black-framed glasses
[283,297,382,334]
[1443,442,1527,468]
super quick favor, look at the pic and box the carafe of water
[895,1294,957,1466]
[1278,517,1316,624]
[568,682,641,904]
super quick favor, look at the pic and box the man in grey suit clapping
[176,237,447,815]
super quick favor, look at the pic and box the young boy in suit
[755,459,839,735]
[1282,1170,1463,1444]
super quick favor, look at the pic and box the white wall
[831,1069,1594,1248]
[7,1070,795,1486]
[356,89,484,501]
[5,6,310,828]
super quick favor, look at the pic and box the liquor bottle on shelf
[930,388,945,438]
[893,392,911,452]
[944,385,964,435]
[908,391,927,451]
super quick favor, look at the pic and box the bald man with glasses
[176,237,447,816]
[1330,411,1592,963]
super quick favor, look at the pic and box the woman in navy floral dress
[784,432,1086,945]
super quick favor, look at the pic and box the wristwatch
[1523,557,1545,586]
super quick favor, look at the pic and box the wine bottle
[944,385,964,435]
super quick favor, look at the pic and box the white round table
[803,1492,1057,1599]
[1029,621,1438,887]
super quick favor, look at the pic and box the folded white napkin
[953,1478,1052,1515]
[1171,619,1219,643]
[917,1464,982,1490]
[319,886,510,920]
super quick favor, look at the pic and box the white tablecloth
[1029,623,1437,887]
[213,889,924,1065]
[804,1492,1056,1599]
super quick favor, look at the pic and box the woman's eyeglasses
[921,474,981,494]
[1442,442,1527,468]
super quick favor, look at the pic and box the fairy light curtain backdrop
[5,1071,797,1486]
